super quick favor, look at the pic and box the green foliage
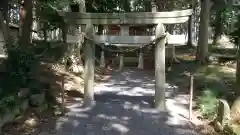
[36,2,65,32]
[210,7,237,37]
[4,43,39,88]
[229,14,240,46]
[222,8,237,34]
[0,95,21,109]
[93,0,120,12]
[198,88,225,119]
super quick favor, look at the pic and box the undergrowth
[198,88,223,119]
[195,64,235,119]
[0,40,65,112]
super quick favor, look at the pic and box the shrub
[198,88,224,119]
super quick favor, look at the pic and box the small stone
[214,120,224,132]
[231,97,240,124]
[216,99,230,126]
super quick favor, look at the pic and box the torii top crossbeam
[58,9,193,25]
[58,9,193,45]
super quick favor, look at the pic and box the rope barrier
[71,32,167,65]
[81,32,167,53]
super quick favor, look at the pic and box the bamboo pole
[189,74,194,120]
[61,74,65,115]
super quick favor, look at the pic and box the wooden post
[61,74,65,114]
[138,47,144,69]
[189,75,194,120]
[83,24,95,106]
[236,36,240,96]
[154,23,166,110]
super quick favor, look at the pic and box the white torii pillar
[154,23,166,110]
[100,46,105,68]
[100,25,108,68]
[119,48,124,70]
[118,25,129,70]
[84,24,95,106]
[138,47,144,69]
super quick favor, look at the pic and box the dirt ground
[1,45,238,135]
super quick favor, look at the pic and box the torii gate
[58,8,193,110]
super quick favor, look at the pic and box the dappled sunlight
[53,99,195,135]
[95,68,179,98]
[110,123,129,133]
[48,69,198,135]
[195,64,235,83]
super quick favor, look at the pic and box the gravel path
[42,68,199,135]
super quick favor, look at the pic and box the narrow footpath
[42,68,198,135]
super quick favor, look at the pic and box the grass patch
[194,64,235,119]
[210,47,237,56]
[171,46,236,120]
[197,88,222,119]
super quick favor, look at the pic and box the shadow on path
[42,68,198,135]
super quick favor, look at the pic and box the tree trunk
[19,0,33,47]
[0,11,9,56]
[0,0,10,44]
[196,0,212,63]
[213,10,224,45]
[236,37,240,96]
[123,0,131,12]
[43,28,47,41]
[0,11,10,44]
[61,23,67,43]
[187,15,193,46]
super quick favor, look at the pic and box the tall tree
[0,0,10,43]
[212,9,225,45]
[236,37,240,96]
[19,0,33,47]
[196,0,212,63]
[230,15,240,96]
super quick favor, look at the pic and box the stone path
[43,68,198,135]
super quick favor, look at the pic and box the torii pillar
[154,23,166,110]
[118,25,129,70]
[100,46,105,68]
[138,47,144,69]
[83,24,95,106]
